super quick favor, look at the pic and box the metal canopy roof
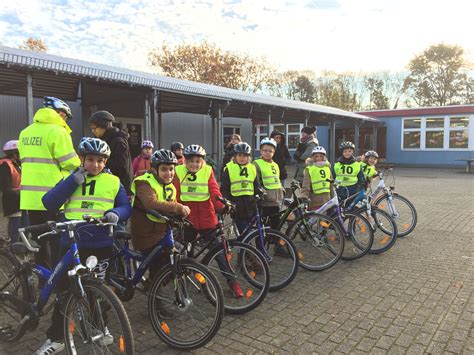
[0,46,374,123]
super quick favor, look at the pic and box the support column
[152,90,161,146]
[329,118,336,164]
[217,105,224,179]
[372,125,378,150]
[211,114,217,163]
[144,94,151,140]
[354,121,360,156]
[304,112,309,127]
[26,73,33,125]
[267,108,272,138]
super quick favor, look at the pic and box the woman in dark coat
[270,130,291,187]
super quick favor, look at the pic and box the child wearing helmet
[38,137,132,354]
[300,146,333,210]
[220,142,261,237]
[361,150,379,181]
[170,142,185,165]
[130,149,190,278]
[132,140,154,176]
[254,138,284,229]
[0,140,28,244]
[331,141,365,201]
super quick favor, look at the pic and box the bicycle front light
[86,255,98,270]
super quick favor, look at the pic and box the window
[223,126,241,146]
[425,117,444,149]
[255,123,303,149]
[402,118,421,149]
[449,117,469,149]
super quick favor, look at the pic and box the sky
[0,0,473,75]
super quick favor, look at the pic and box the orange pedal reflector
[402,223,410,229]
[360,226,367,233]
[226,253,232,261]
[380,204,386,209]
[249,271,256,279]
[161,322,171,334]
[320,221,330,228]
[327,236,336,242]
[119,335,126,353]
[195,273,206,284]
[297,251,304,260]
[245,289,253,298]
[380,236,390,245]
[68,321,75,334]
[279,239,286,246]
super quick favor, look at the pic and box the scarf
[300,134,315,144]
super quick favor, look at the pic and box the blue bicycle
[0,217,135,354]
[104,209,225,351]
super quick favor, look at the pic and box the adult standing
[19,96,80,268]
[222,134,241,168]
[293,126,319,182]
[89,111,133,194]
[270,130,291,187]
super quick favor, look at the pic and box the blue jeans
[7,212,29,243]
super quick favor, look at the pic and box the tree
[19,37,47,52]
[269,70,316,102]
[364,77,390,110]
[313,72,362,111]
[404,43,470,106]
[148,42,277,92]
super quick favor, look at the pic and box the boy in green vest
[254,138,284,229]
[300,146,333,210]
[361,150,379,181]
[331,141,365,201]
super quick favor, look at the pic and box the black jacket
[102,127,133,194]
[0,160,21,216]
[273,144,291,181]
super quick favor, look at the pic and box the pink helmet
[3,140,18,152]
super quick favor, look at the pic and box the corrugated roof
[0,45,374,121]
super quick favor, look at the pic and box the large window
[402,115,473,150]
[255,123,304,149]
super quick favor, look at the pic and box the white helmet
[3,140,18,152]
[312,146,326,155]
[260,137,277,149]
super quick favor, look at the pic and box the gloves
[72,167,88,185]
[102,212,120,224]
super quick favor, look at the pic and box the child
[38,137,132,355]
[173,145,244,297]
[331,141,365,202]
[170,142,185,165]
[132,140,154,176]
[130,149,190,279]
[220,142,261,237]
[361,150,379,181]
[300,146,333,211]
[253,138,284,229]
[0,140,28,244]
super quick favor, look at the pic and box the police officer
[18,96,80,268]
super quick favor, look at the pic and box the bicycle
[105,209,225,350]
[369,167,418,237]
[0,216,135,354]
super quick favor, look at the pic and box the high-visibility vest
[19,108,80,210]
[0,159,21,190]
[65,172,120,220]
[361,163,377,179]
[333,161,361,187]
[306,164,332,194]
[175,164,211,201]
[131,173,176,223]
[254,159,281,190]
[226,161,256,197]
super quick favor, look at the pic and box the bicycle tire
[63,277,135,354]
[242,229,298,292]
[356,207,398,254]
[148,258,224,350]
[286,212,345,271]
[202,241,270,314]
[339,211,374,260]
[374,193,417,237]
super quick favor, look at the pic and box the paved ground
[1,167,473,354]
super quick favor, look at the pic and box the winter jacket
[173,168,224,230]
[270,131,291,181]
[0,158,21,216]
[294,137,319,182]
[130,179,188,252]
[132,154,151,176]
[102,127,133,194]
[222,144,235,167]
[42,169,132,249]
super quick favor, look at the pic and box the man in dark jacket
[270,130,291,186]
[89,111,133,193]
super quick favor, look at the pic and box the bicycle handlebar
[144,209,193,228]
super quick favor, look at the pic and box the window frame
[255,123,304,150]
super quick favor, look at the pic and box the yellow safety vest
[19,108,80,210]
[254,159,281,190]
[175,164,211,202]
[131,173,176,223]
[361,163,377,179]
[306,164,332,194]
[333,161,361,187]
[65,172,120,220]
[226,161,256,197]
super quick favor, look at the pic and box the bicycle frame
[237,203,272,262]
[368,171,400,218]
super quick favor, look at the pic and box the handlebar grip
[20,221,56,235]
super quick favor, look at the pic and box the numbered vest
[226,161,257,197]
[361,163,377,179]
[334,161,361,187]
[65,172,120,220]
[131,173,176,223]
[306,165,331,194]
[175,164,212,202]
[254,159,281,190]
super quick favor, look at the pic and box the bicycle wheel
[287,213,344,271]
[242,229,298,292]
[374,193,417,237]
[63,278,135,354]
[0,250,30,342]
[340,211,374,260]
[202,241,270,314]
[148,258,224,350]
[359,207,398,254]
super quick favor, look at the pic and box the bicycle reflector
[86,255,98,270]
[195,273,206,284]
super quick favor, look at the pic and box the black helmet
[151,149,178,166]
[233,142,252,155]
[78,137,111,158]
[44,96,73,120]
[183,144,206,158]
[364,150,379,158]
[170,142,184,151]
[339,141,355,151]
[89,111,115,128]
